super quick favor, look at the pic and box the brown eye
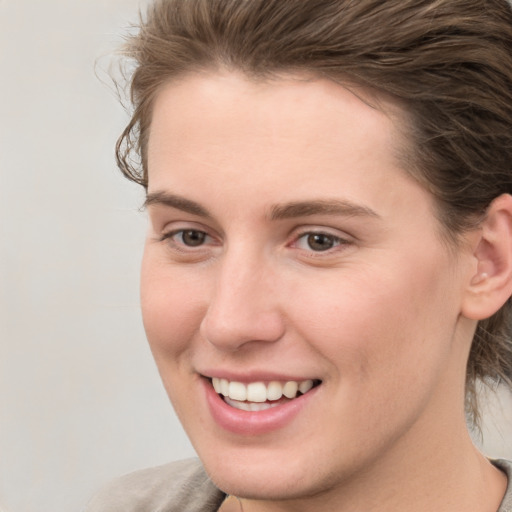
[180,230,207,247]
[306,233,337,251]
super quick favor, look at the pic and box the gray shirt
[84,458,512,512]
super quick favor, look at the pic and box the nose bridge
[200,245,284,350]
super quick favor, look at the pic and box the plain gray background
[0,2,510,512]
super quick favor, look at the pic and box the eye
[178,229,207,247]
[162,229,211,248]
[294,232,346,252]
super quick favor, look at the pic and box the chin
[205,460,318,501]
[195,441,351,502]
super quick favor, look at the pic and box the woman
[86,1,512,510]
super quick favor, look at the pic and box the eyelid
[148,208,221,236]
[289,226,354,254]
[161,228,214,243]
[158,218,216,237]
[160,228,203,241]
[158,221,221,251]
[291,225,354,242]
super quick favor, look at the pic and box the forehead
[149,71,396,131]
[144,72,445,252]
[147,71,405,189]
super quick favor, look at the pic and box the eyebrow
[144,191,380,221]
[144,192,212,218]
[269,199,380,220]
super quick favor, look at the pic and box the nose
[199,252,285,352]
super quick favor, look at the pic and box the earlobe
[462,193,512,321]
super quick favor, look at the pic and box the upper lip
[200,370,321,383]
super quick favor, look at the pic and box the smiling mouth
[210,377,322,412]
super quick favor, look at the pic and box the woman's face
[141,72,475,502]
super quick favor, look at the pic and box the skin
[141,72,508,511]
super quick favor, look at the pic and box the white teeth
[228,381,247,401]
[211,377,317,404]
[225,397,281,412]
[266,381,283,401]
[220,378,229,396]
[283,381,298,399]
[299,379,314,394]
[247,382,267,403]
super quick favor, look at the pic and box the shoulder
[494,459,512,512]
[83,458,225,512]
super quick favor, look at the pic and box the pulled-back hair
[115,0,512,423]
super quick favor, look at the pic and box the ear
[462,193,512,320]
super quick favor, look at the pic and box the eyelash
[292,231,350,253]
[160,229,216,251]
[160,228,350,255]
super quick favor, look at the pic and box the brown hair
[116,0,512,423]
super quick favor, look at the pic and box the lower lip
[202,379,319,435]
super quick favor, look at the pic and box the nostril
[200,308,286,350]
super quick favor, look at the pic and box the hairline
[143,64,467,251]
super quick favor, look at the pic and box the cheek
[289,252,459,387]
[289,262,460,447]
[140,252,207,359]
[140,255,210,424]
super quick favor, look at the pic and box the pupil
[182,230,206,246]
[307,233,334,251]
